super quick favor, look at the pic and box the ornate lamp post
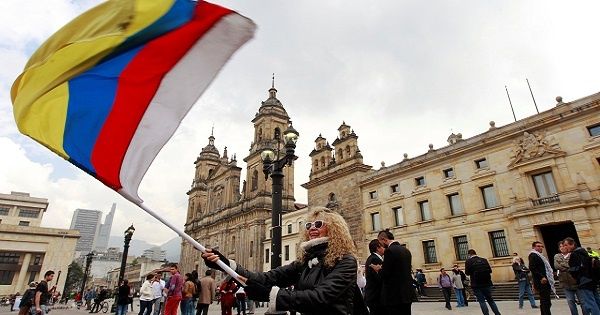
[112,224,135,313]
[79,252,94,304]
[260,123,299,269]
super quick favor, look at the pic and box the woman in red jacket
[219,278,237,315]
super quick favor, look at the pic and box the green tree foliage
[64,261,83,294]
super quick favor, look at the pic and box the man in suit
[378,229,415,315]
[365,239,385,315]
[528,241,555,315]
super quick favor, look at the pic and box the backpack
[19,288,35,308]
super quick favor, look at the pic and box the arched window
[320,157,325,167]
[258,128,262,141]
[188,201,194,219]
[346,145,351,157]
[339,149,343,160]
[329,193,336,202]
[274,127,281,140]
[208,169,213,178]
[314,159,319,169]
[251,170,258,191]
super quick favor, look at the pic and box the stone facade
[179,84,298,275]
[355,93,600,283]
[261,205,308,271]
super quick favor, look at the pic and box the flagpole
[505,85,517,122]
[122,194,243,283]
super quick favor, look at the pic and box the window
[447,193,463,215]
[27,272,37,285]
[532,171,558,197]
[480,185,498,209]
[390,184,400,194]
[251,170,258,191]
[475,158,489,169]
[489,230,509,257]
[418,200,431,221]
[32,255,42,265]
[265,249,270,263]
[0,207,9,216]
[269,229,273,239]
[453,235,469,261]
[18,221,30,226]
[0,271,15,285]
[588,123,600,137]
[19,209,40,218]
[415,176,425,187]
[284,245,290,261]
[369,191,378,200]
[443,168,455,179]
[0,253,19,264]
[371,212,381,231]
[287,224,292,234]
[393,206,404,226]
[422,240,437,263]
[250,241,253,258]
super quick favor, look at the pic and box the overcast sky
[1,1,599,245]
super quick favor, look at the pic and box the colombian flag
[11,0,255,203]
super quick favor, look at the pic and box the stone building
[179,83,299,274]
[0,191,79,296]
[261,204,308,271]
[353,93,600,283]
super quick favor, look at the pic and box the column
[15,253,32,293]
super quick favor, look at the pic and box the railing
[532,194,560,206]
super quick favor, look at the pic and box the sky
[1,1,600,245]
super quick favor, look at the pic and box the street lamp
[112,224,135,313]
[260,122,299,269]
[79,252,94,304]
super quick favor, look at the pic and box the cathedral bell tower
[243,79,296,212]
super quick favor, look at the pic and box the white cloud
[1,0,600,246]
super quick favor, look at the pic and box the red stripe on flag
[91,2,232,189]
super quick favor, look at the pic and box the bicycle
[99,300,109,313]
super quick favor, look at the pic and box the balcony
[532,194,560,206]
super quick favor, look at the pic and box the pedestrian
[529,241,555,315]
[164,263,184,315]
[219,278,237,315]
[564,237,600,315]
[90,287,108,313]
[116,280,131,315]
[438,268,453,310]
[32,270,56,315]
[452,264,469,306]
[364,239,384,315]
[202,207,360,315]
[191,270,201,312]
[181,273,197,315]
[85,288,96,310]
[415,269,427,297]
[512,256,537,309]
[378,229,415,315]
[139,274,156,315]
[234,286,247,315]
[152,272,166,315]
[554,240,586,315]
[18,282,37,315]
[196,270,216,315]
[128,284,135,312]
[451,267,466,308]
[9,292,18,311]
[465,249,501,315]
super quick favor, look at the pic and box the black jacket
[528,252,549,287]
[569,247,597,290]
[236,240,357,315]
[380,242,415,305]
[465,255,493,288]
[364,253,383,306]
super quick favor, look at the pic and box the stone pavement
[0,299,571,315]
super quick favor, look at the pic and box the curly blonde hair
[299,206,357,268]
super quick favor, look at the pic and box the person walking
[451,267,466,308]
[234,286,247,315]
[554,240,586,315]
[415,269,427,297]
[32,270,56,315]
[202,207,360,315]
[378,229,415,315]
[364,239,384,315]
[139,274,156,315]
[196,270,216,315]
[438,268,453,310]
[90,287,108,313]
[564,237,600,315]
[152,273,165,315]
[529,241,555,315]
[18,282,37,315]
[116,280,131,315]
[218,278,237,315]
[181,273,197,315]
[465,249,501,315]
[512,256,538,309]
[164,264,184,315]
[452,265,469,306]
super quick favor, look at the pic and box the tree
[64,261,83,294]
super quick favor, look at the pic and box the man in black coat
[528,241,554,315]
[364,239,385,315]
[465,249,501,315]
[378,229,415,315]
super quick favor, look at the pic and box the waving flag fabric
[11,0,255,203]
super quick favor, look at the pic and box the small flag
[11,0,256,203]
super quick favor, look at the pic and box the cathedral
[179,83,300,273]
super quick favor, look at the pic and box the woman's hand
[202,248,230,271]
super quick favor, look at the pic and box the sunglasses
[305,220,325,230]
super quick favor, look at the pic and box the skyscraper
[70,209,102,254]
[95,203,116,252]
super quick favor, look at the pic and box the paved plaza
[0,299,571,315]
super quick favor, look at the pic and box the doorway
[538,221,580,269]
